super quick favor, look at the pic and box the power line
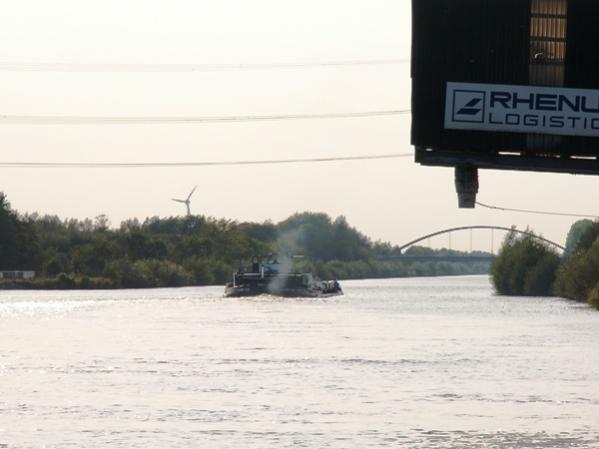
[476,201,598,219]
[0,153,414,169]
[0,59,410,73]
[0,110,409,125]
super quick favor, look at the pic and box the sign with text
[445,82,599,138]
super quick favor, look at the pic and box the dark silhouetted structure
[412,0,599,207]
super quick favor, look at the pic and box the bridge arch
[398,225,565,253]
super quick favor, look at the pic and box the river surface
[1,275,599,448]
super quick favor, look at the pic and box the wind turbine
[172,186,197,216]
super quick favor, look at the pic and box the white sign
[445,82,599,138]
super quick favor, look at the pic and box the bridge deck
[376,255,494,263]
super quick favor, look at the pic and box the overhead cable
[0,109,411,125]
[0,59,410,73]
[0,153,414,169]
[0,110,409,125]
[476,201,598,219]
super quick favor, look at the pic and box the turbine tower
[172,186,197,216]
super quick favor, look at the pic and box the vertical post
[455,166,479,208]
[470,228,473,253]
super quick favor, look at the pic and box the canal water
[1,275,599,448]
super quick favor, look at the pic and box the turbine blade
[187,185,198,200]
[172,198,185,203]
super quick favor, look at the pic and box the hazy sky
[0,0,596,251]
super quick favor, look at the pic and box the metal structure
[171,186,197,216]
[377,254,494,263]
[396,225,566,254]
[412,0,599,207]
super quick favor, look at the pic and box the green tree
[0,193,492,289]
[554,240,599,302]
[491,231,560,296]
[0,193,41,270]
[572,221,599,254]
[564,219,595,256]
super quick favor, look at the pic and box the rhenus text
[444,82,599,138]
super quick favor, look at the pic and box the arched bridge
[378,225,565,262]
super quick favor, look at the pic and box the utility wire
[476,201,598,219]
[0,59,410,73]
[0,110,409,125]
[0,153,414,169]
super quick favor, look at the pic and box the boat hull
[223,261,343,298]
[224,283,342,298]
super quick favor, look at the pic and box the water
[1,275,599,448]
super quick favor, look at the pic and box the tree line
[0,192,490,289]
[490,219,599,309]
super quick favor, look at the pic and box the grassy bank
[0,259,489,290]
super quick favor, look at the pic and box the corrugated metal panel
[411,0,530,152]
[565,0,599,88]
[527,0,567,151]
[528,0,567,86]
[560,0,599,155]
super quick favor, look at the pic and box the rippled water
[1,275,599,448]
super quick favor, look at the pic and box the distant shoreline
[0,270,490,291]
[1,194,491,292]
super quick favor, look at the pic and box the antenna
[171,186,197,216]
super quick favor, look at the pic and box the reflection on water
[1,276,599,448]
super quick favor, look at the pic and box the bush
[491,232,560,296]
[103,258,192,288]
[522,253,561,296]
[183,257,216,285]
[104,259,150,288]
[44,253,72,277]
[554,241,599,302]
[587,283,599,310]
[56,272,76,288]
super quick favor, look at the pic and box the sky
[0,0,597,252]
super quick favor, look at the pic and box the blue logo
[452,90,485,123]
[457,98,483,115]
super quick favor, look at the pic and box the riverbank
[1,192,491,290]
[0,259,490,290]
